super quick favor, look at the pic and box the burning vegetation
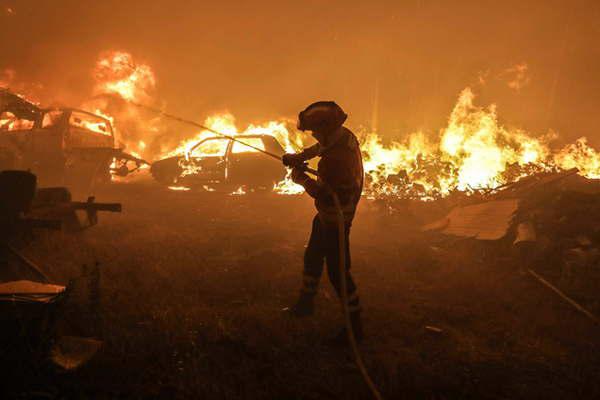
[82,51,600,199]
[3,49,600,199]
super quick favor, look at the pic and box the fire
[93,51,156,102]
[230,187,246,196]
[163,113,306,194]
[554,138,600,179]
[0,112,34,131]
[88,50,161,161]
[9,48,600,199]
[0,89,38,132]
[162,87,600,199]
[361,87,600,200]
[168,186,191,191]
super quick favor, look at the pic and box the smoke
[500,63,531,91]
[0,69,15,88]
[0,69,45,103]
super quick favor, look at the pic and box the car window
[231,137,265,154]
[0,111,35,131]
[190,138,229,157]
[69,111,112,136]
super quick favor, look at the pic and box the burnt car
[0,89,146,188]
[151,134,287,190]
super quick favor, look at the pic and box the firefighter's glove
[291,167,311,186]
[282,153,304,168]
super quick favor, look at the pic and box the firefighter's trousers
[301,215,360,313]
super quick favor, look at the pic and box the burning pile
[360,88,600,200]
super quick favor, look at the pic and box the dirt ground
[9,180,600,399]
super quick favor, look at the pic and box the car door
[228,136,285,189]
[180,137,230,185]
[23,110,67,186]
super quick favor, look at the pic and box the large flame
[87,51,161,161]
[162,87,600,198]
[93,51,155,102]
[8,49,600,199]
[361,87,600,199]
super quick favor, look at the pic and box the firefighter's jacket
[298,127,364,225]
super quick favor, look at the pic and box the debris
[513,221,536,244]
[31,187,122,231]
[424,325,444,334]
[0,280,65,303]
[422,199,519,240]
[0,89,147,188]
[526,268,600,325]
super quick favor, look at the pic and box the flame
[361,87,600,200]
[230,186,246,196]
[12,49,599,199]
[68,108,114,136]
[168,186,191,191]
[0,89,38,132]
[93,51,155,102]
[162,87,600,199]
[554,138,600,179]
[162,113,306,194]
[88,50,160,161]
[0,112,35,131]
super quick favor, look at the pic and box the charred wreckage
[0,89,147,188]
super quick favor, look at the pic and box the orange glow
[93,51,155,102]
[168,186,191,191]
[162,113,306,193]
[89,51,158,160]
[361,87,600,199]
[69,110,113,136]
[0,112,34,131]
[160,87,600,198]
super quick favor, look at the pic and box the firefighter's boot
[327,311,363,346]
[284,292,315,317]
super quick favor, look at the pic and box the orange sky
[1,0,599,145]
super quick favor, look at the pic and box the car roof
[40,107,112,124]
[203,134,277,140]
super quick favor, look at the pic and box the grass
[7,181,600,399]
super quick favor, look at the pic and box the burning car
[0,89,147,188]
[151,134,287,191]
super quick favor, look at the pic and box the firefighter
[283,101,364,343]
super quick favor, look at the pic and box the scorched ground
[9,179,600,399]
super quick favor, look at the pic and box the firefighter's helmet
[297,101,347,132]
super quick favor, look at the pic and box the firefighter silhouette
[283,101,364,344]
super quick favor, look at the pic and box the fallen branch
[527,268,600,325]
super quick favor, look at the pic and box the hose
[130,102,284,160]
[128,102,383,398]
[331,192,383,400]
